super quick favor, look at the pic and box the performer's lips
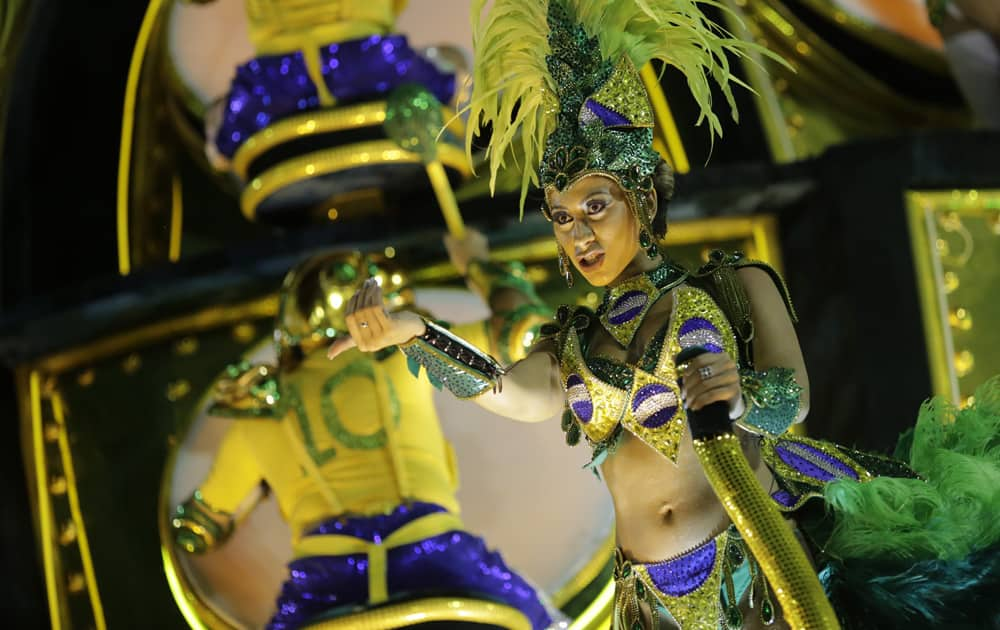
[577,249,604,270]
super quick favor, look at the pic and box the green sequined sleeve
[737,367,803,436]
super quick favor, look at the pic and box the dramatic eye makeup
[585,196,610,214]
[551,209,572,225]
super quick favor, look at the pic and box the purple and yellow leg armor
[268,502,552,630]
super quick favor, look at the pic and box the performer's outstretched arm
[327,279,564,422]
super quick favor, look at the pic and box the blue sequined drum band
[216,34,455,158]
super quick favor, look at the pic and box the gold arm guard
[692,433,840,630]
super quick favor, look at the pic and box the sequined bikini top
[554,284,739,464]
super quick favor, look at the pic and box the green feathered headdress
[467,0,779,211]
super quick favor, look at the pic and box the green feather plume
[467,0,557,208]
[466,0,787,211]
[823,375,1000,563]
[815,376,1000,627]
[571,0,771,133]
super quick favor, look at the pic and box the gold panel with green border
[906,189,1000,407]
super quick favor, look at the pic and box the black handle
[675,346,733,440]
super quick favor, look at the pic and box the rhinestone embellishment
[631,383,679,429]
[566,373,594,423]
[608,290,649,326]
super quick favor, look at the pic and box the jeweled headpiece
[468,0,773,232]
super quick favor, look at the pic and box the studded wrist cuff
[400,320,505,399]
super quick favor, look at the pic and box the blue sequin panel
[775,440,860,483]
[217,34,455,157]
[267,503,551,630]
[607,290,649,326]
[645,538,717,597]
[307,502,443,542]
[770,488,800,508]
[580,98,632,128]
[631,383,678,429]
[320,35,454,105]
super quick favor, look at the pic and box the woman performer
[328,1,1000,627]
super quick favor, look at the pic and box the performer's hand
[326,279,426,359]
[443,228,490,276]
[203,98,231,171]
[680,352,742,417]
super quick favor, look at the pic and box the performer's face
[547,175,643,287]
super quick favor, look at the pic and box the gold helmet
[275,251,413,358]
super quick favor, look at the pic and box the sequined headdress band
[467,0,783,219]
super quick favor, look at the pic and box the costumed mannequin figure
[327,1,1000,628]
[170,233,556,630]
[195,0,454,169]
[187,0,473,229]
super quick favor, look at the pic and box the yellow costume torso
[198,322,490,541]
[559,285,739,463]
[244,0,406,54]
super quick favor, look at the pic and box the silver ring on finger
[698,365,714,380]
[359,321,369,328]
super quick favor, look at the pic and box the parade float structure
[1,0,998,628]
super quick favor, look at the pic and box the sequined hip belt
[613,527,776,629]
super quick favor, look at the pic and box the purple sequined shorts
[216,34,455,158]
[267,502,551,630]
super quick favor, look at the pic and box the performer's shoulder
[691,249,798,324]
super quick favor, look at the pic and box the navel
[657,503,674,523]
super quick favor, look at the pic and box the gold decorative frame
[906,189,1000,406]
[18,296,277,630]
[795,0,947,73]
[721,0,967,162]
[302,597,531,629]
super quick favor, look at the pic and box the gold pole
[52,394,107,630]
[116,0,165,275]
[693,434,840,629]
[425,160,466,239]
[30,371,63,630]
[168,175,183,262]
[640,63,690,174]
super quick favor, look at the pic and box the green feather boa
[818,375,1000,627]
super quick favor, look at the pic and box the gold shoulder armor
[208,361,283,419]
[694,249,797,332]
[729,255,798,324]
